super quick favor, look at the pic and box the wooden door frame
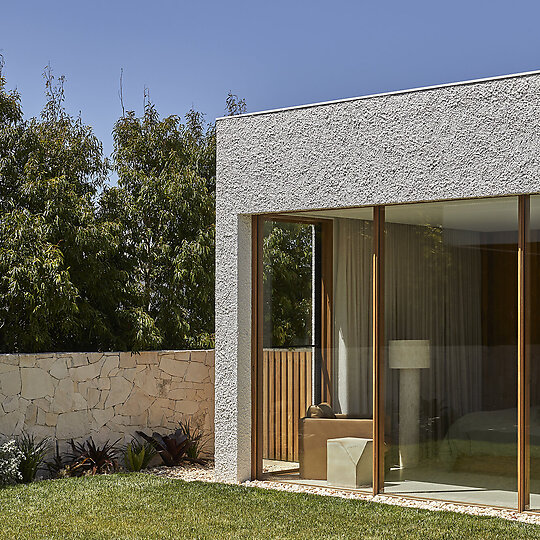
[372,206,385,494]
[518,194,530,512]
[251,214,333,479]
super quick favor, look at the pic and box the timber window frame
[252,194,533,512]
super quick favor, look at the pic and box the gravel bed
[146,463,216,483]
[145,464,540,526]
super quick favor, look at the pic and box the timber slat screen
[262,349,312,462]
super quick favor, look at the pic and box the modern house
[215,71,540,512]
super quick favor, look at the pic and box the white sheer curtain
[385,223,483,431]
[333,218,482,426]
[333,218,372,417]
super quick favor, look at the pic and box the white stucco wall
[215,71,540,481]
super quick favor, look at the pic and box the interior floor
[385,468,518,508]
[263,459,300,474]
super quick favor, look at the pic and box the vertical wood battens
[260,349,312,462]
[262,351,268,460]
[373,206,385,495]
[280,351,287,460]
[251,215,264,479]
[268,352,275,459]
[518,195,530,511]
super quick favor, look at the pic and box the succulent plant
[136,420,206,467]
[124,439,157,472]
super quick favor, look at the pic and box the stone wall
[0,350,214,455]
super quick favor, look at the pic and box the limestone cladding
[0,350,214,455]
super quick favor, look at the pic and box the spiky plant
[136,420,207,467]
[16,433,49,483]
[178,419,207,461]
[124,439,157,472]
[46,441,65,478]
[64,437,121,476]
[136,430,189,467]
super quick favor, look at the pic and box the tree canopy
[262,221,313,348]
[101,102,216,350]
[0,64,218,352]
[0,66,116,352]
[0,61,311,353]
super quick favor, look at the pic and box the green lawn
[0,474,538,539]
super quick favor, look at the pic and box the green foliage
[136,429,190,467]
[263,221,313,347]
[0,64,124,352]
[136,420,206,466]
[225,91,246,116]
[0,210,79,352]
[15,433,49,483]
[0,60,231,352]
[101,99,216,350]
[45,442,65,478]
[123,439,157,472]
[177,419,206,460]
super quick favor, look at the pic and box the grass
[0,474,539,539]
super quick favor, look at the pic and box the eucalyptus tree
[0,65,120,352]
[0,61,245,352]
[102,100,216,350]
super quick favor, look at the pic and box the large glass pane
[262,220,315,478]
[528,195,540,510]
[326,208,373,491]
[384,197,518,508]
[262,208,373,491]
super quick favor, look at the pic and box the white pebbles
[145,463,540,526]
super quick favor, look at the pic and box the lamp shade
[389,340,430,369]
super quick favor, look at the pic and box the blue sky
[2,0,540,161]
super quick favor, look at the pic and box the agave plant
[64,437,121,476]
[124,439,157,472]
[15,433,50,483]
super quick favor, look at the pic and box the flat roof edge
[216,68,540,122]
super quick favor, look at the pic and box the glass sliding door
[528,195,540,510]
[383,197,519,508]
[261,219,317,477]
[261,208,374,490]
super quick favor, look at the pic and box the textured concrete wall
[214,215,252,481]
[215,72,540,481]
[0,350,214,455]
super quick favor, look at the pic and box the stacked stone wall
[0,350,214,455]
